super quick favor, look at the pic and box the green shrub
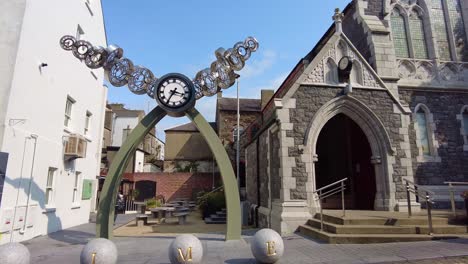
[197,190,225,219]
[145,198,162,209]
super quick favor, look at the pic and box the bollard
[250,229,284,264]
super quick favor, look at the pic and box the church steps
[298,211,468,243]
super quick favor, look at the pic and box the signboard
[82,179,93,200]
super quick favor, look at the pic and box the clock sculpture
[60,35,259,241]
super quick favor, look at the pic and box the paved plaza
[18,214,468,264]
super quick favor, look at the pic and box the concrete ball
[0,242,30,264]
[250,228,284,264]
[168,234,203,264]
[80,238,118,264]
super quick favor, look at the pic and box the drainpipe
[20,134,38,234]
[10,136,30,242]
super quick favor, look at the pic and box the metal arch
[96,106,167,239]
[185,107,241,240]
[96,106,241,241]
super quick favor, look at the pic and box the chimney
[261,90,274,110]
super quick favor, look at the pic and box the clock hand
[166,90,175,103]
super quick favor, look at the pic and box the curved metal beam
[97,106,167,239]
[97,106,241,240]
[185,107,241,240]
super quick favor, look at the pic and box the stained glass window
[392,9,410,58]
[416,108,431,156]
[431,0,452,60]
[447,0,467,61]
[410,11,429,59]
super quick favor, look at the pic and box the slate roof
[217,97,261,112]
[165,122,217,132]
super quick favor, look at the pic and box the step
[298,225,459,244]
[306,219,468,235]
[209,214,227,221]
[315,213,449,226]
[204,217,226,224]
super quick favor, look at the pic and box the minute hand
[166,90,175,104]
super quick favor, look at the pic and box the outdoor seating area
[131,198,198,226]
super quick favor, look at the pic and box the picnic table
[150,207,175,223]
[134,201,146,214]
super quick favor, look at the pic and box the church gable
[302,34,384,89]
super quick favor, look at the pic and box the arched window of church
[463,107,468,135]
[325,58,338,84]
[350,61,363,85]
[447,0,468,61]
[391,9,410,58]
[415,107,431,156]
[431,0,467,61]
[431,0,452,60]
[409,10,429,59]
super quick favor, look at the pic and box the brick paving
[20,215,468,264]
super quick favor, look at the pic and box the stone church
[243,0,468,235]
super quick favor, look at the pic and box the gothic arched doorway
[315,113,376,210]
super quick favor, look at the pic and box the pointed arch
[325,58,338,84]
[391,7,411,58]
[458,105,468,151]
[303,95,396,211]
[409,8,429,58]
[336,40,348,62]
[350,60,364,85]
[413,103,440,162]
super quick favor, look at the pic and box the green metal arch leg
[186,108,241,240]
[97,106,167,239]
[97,106,241,241]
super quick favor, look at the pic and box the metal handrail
[313,178,347,231]
[444,181,468,217]
[403,179,435,235]
[197,186,224,201]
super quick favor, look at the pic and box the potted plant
[460,191,468,216]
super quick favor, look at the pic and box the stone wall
[258,131,269,207]
[245,140,258,205]
[399,89,468,185]
[269,129,281,200]
[287,86,407,200]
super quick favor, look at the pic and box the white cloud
[239,50,277,79]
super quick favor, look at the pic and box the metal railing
[444,181,468,217]
[314,178,347,231]
[404,179,435,235]
[125,199,138,212]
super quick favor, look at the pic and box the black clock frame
[154,73,196,117]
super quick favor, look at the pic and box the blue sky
[102,0,350,140]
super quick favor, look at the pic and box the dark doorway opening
[135,180,156,201]
[315,114,376,210]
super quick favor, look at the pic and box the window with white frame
[413,104,440,161]
[233,126,244,142]
[64,96,75,127]
[72,172,81,204]
[45,167,57,206]
[458,106,468,151]
[84,111,92,135]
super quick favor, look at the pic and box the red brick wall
[123,172,218,201]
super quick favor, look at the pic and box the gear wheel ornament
[59,35,258,105]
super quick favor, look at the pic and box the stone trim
[456,105,468,152]
[412,103,441,162]
[301,95,397,212]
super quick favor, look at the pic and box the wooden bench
[173,212,189,225]
[135,214,148,227]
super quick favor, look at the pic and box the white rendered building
[0,0,107,243]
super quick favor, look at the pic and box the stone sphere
[168,234,203,264]
[0,242,30,264]
[80,238,118,264]
[250,229,284,264]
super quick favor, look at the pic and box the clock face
[339,57,350,70]
[154,73,196,117]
